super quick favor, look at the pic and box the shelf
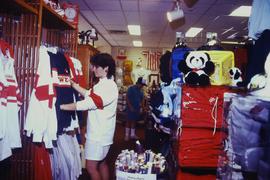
[41,2,76,30]
[1,0,38,15]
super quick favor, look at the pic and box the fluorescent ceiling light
[227,32,238,39]
[133,40,142,47]
[185,27,203,37]
[128,25,141,35]
[229,6,251,17]
[221,27,234,35]
[221,41,245,45]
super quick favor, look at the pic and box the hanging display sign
[142,50,162,71]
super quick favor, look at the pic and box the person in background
[125,77,146,141]
[60,53,118,180]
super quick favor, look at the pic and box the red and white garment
[65,56,86,132]
[24,46,57,149]
[65,55,85,91]
[0,40,22,161]
[70,57,85,88]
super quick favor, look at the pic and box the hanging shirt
[0,40,22,160]
[25,46,57,148]
[48,51,79,134]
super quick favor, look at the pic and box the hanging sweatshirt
[25,46,57,148]
[48,51,80,134]
[0,41,22,160]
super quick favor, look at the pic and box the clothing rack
[0,1,78,179]
[41,41,69,53]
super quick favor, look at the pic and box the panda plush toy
[178,51,215,86]
[229,67,244,87]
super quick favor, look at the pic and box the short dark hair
[90,53,116,79]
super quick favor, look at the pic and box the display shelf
[41,1,76,30]
[0,0,38,15]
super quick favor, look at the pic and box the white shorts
[84,141,110,161]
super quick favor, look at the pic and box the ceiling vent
[108,30,128,35]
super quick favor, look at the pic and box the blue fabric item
[248,0,270,40]
[223,94,270,176]
[258,159,270,180]
[127,109,140,121]
[149,78,182,134]
[171,47,192,81]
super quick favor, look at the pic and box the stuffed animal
[178,51,215,86]
[249,52,270,97]
[229,67,244,87]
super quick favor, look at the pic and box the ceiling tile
[111,34,131,41]
[81,10,100,25]
[139,1,172,12]
[140,12,167,26]
[121,0,139,12]
[125,12,140,24]
[94,10,126,25]
[85,0,121,11]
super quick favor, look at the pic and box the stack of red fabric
[178,127,223,167]
[178,85,229,168]
[181,85,228,129]
[177,170,216,180]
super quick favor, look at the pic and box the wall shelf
[0,0,38,15]
[41,2,76,30]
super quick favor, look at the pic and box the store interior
[1,0,270,180]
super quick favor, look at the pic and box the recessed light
[185,27,203,37]
[229,6,251,17]
[128,25,141,36]
[133,40,143,47]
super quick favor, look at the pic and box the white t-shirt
[76,77,119,145]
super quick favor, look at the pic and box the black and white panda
[178,51,215,86]
[229,67,243,87]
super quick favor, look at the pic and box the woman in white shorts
[60,53,119,180]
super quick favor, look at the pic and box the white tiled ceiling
[65,0,252,48]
